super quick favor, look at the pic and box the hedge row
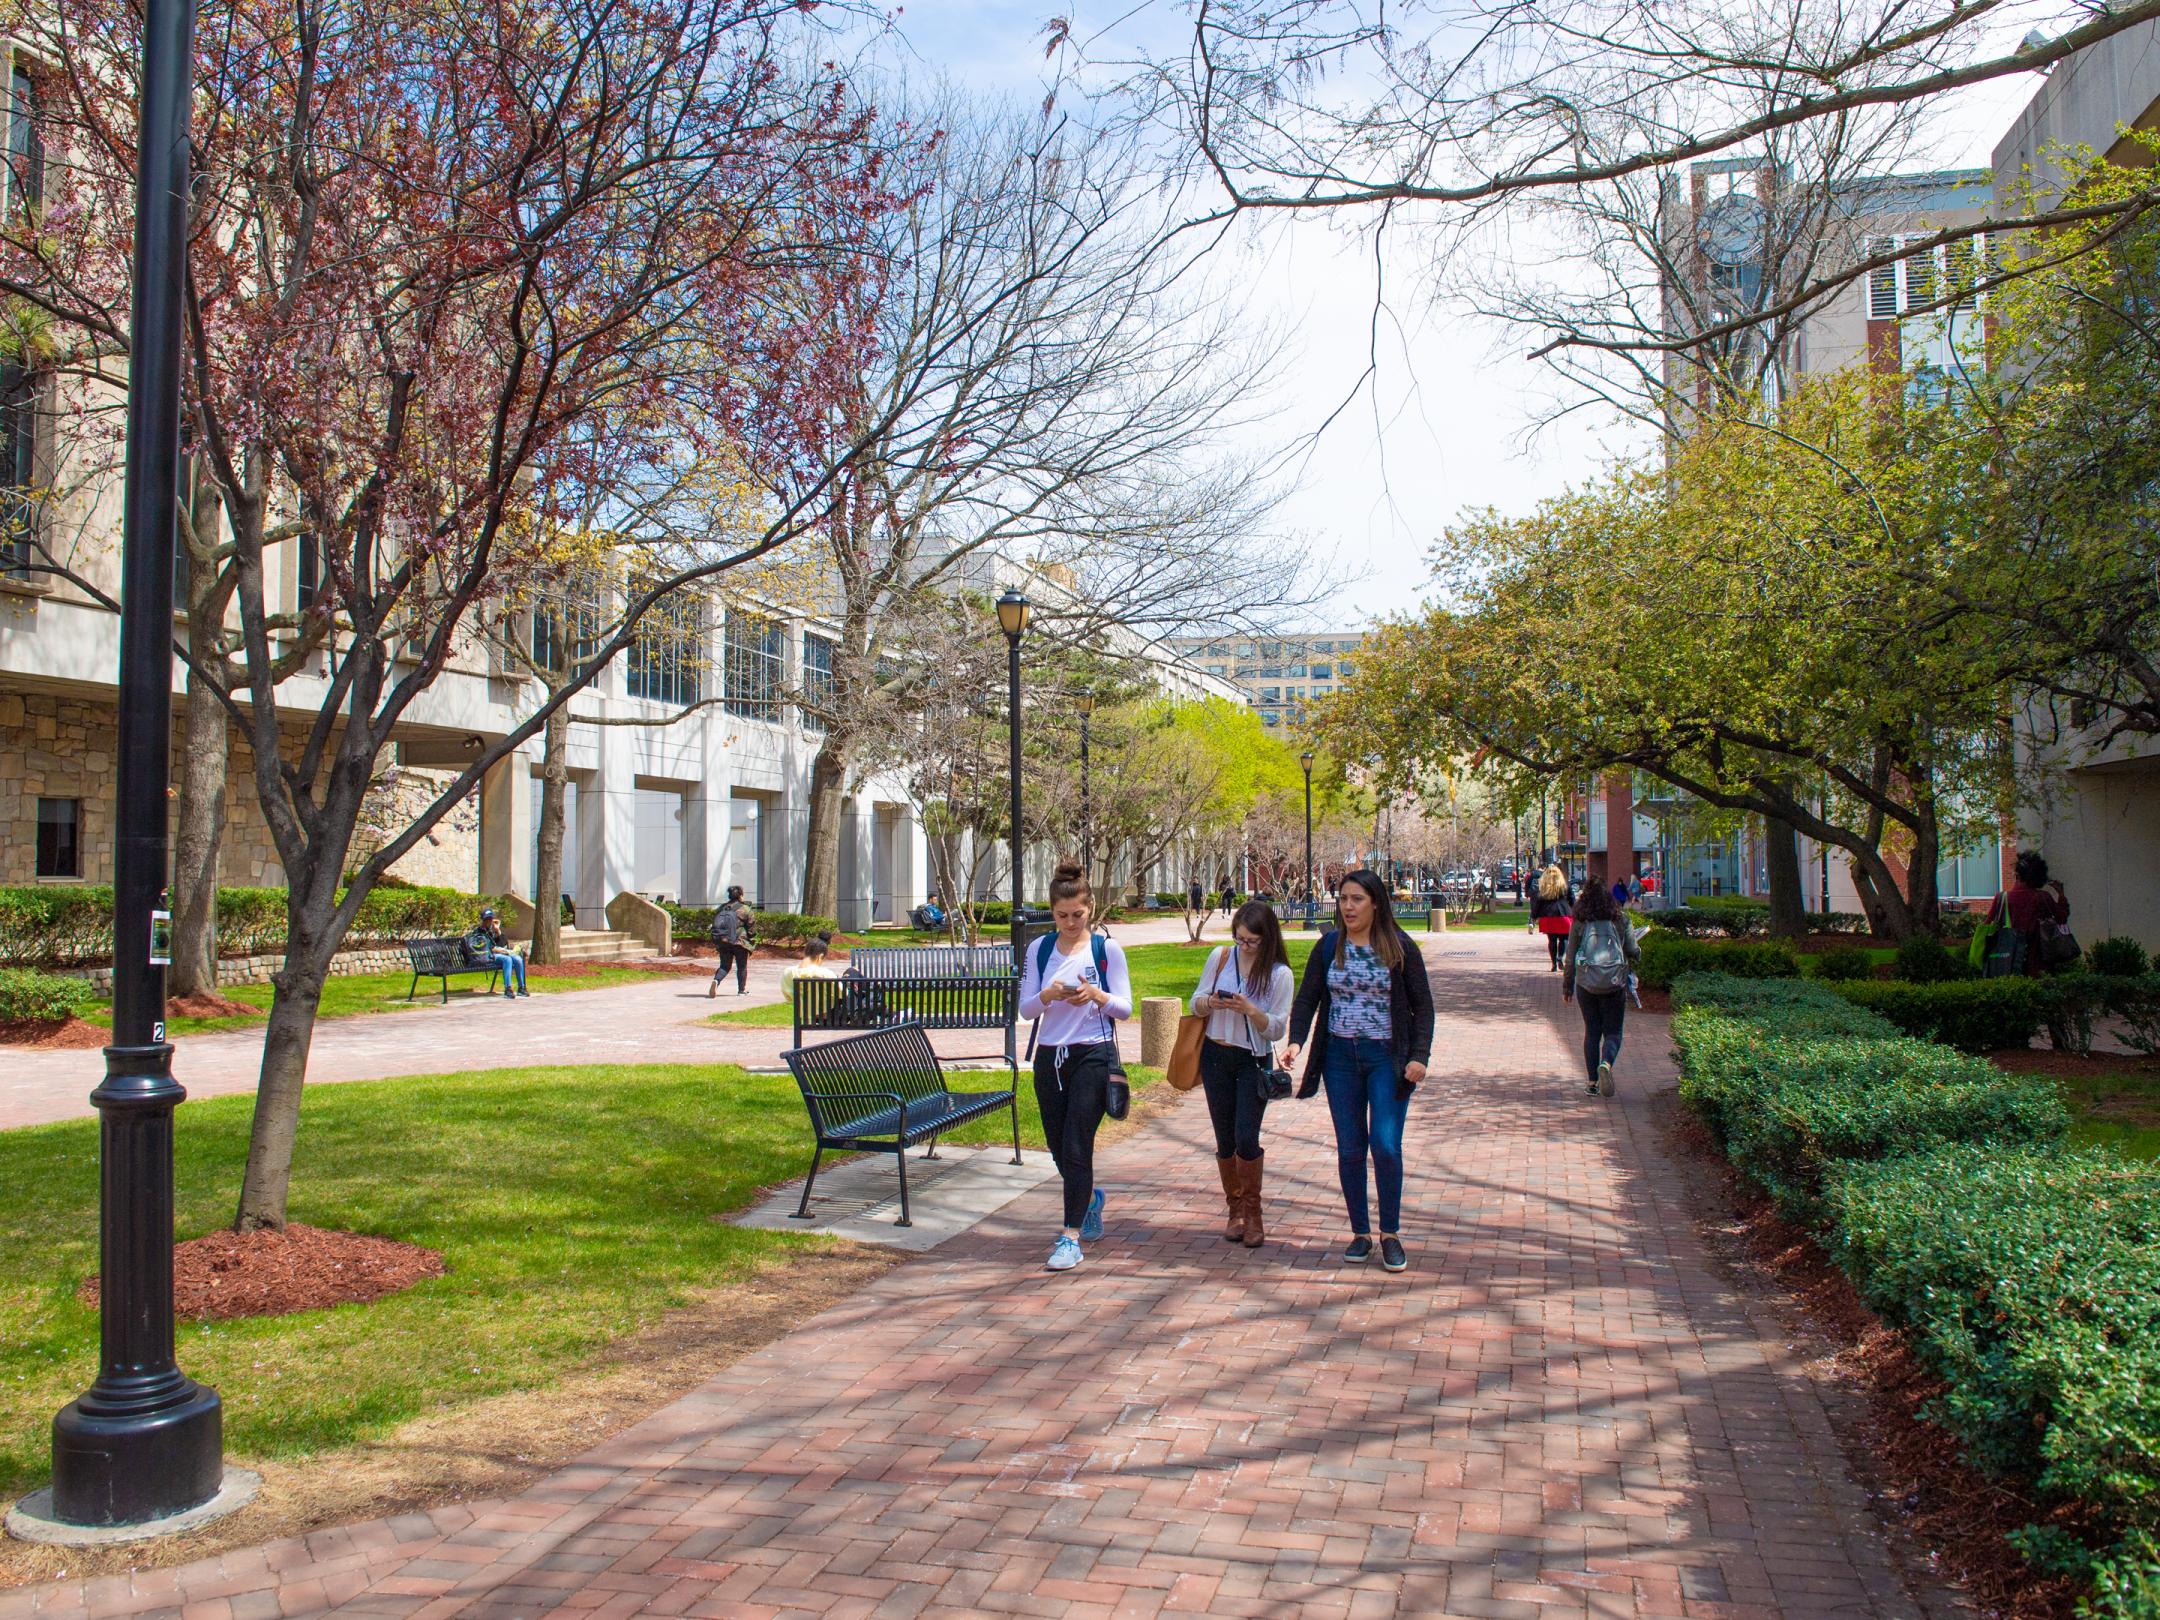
[1670,970,2158,1613]
[0,966,99,1021]
[1637,933,1798,989]
[0,883,515,967]
[660,903,837,947]
[1653,902,1872,939]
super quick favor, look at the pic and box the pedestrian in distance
[1982,850,2076,976]
[706,885,757,997]
[1562,879,1641,1098]
[1528,864,1573,971]
[1191,901,1297,1248]
[1283,869,1435,1274]
[469,906,528,998]
[1019,863,1134,1273]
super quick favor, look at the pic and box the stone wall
[0,685,479,890]
[65,942,420,994]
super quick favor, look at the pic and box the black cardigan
[1288,928,1436,1084]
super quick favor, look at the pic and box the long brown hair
[1227,900,1290,988]
[1335,869,1403,968]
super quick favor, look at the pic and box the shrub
[1809,946,1877,981]
[0,966,97,1022]
[747,910,838,947]
[2092,937,2153,978]
[1830,1147,2160,1605]
[1804,909,1874,936]
[1893,935,1972,983]
[1938,907,1985,943]
[1830,977,2050,1053]
[1673,1016,2064,1220]
[662,903,717,939]
[1689,895,1773,936]
[1637,933,1797,990]
[0,883,515,966]
[1669,971,1898,1032]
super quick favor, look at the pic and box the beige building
[1166,631,1367,729]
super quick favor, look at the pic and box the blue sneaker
[1045,1234,1084,1272]
[1079,1188,1105,1242]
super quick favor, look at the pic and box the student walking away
[1187,878,1204,916]
[1562,879,1641,1098]
[1982,851,2076,976]
[706,886,756,997]
[1528,865,1573,971]
[1019,863,1134,1273]
[1191,901,1297,1248]
[468,907,528,999]
[1283,870,1435,1275]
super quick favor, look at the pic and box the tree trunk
[800,734,848,917]
[1762,816,1807,937]
[530,702,572,965]
[169,665,229,997]
[233,945,331,1231]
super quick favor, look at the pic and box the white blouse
[1189,946,1295,1054]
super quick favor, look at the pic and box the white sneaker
[1597,1060,1615,1097]
[1045,1235,1084,1272]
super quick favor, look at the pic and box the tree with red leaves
[0,0,898,1227]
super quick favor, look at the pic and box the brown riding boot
[1215,1157,1242,1241]
[1236,1154,1265,1248]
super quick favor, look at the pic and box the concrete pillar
[575,724,636,929]
[476,750,532,899]
[1140,997,1183,1066]
[684,708,732,906]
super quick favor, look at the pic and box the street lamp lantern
[997,592,1030,965]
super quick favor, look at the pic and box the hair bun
[1051,862,1085,884]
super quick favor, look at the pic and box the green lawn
[2048,1061,2160,1160]
[83,964,692,1038]
[0,1058,1153,1493]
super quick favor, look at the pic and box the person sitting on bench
[469,907,528,998]
[781,935,842,994]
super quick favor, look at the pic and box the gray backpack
[1574,920,1629,994]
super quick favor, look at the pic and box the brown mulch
[1990,1046,2160,1082]
[168,991,264,1019]
[0,1016,109,1048]
[1658,1091,2090,1620]
[79,1224,445,1323]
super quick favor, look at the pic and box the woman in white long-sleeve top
[1018,862,1133,1273]
[1190,901,1296,1248]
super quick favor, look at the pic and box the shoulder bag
[1166,949,1218,1091]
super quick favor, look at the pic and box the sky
[880,2,2058,628]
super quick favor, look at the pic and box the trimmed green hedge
[661,904,837,947]
[0,967,98,1022]
[1671,969,2155,1613]
[0,884,514,967]
[1829,977,2050,1053]
[1832,1149,2160,1608]
[1638,932,1798,989]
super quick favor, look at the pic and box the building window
[1258,685,1280,703]
[1869,233,1987,319]
[1336,659,1356,678]
[627,591,702,705]
[35,796,78,878]
[531,573,600,674]
[1311,662,1332,680]
[801,632,836,732]
[723,609,783,719]
[7,66,40,222]
[0,361,37,576]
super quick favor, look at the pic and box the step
[553,930,646,962]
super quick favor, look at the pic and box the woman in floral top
[1284,870,1436,1274]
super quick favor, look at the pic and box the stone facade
[0,685,479,890]
[64,942,419,994]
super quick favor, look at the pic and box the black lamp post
[997,590,1030,965]
[1076,690,1094,889]
[47,0,226,1528]
[1300,750,1314,924]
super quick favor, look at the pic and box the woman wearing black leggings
[1190,901,1296,1247]
[1561,879,1640,1098]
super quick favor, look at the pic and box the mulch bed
[80,1223,446,1323]
[0,1017,108,1048]
[1990,1046,2160,1081]
[1658,1092,2090,1619]
[170,990,264,1019]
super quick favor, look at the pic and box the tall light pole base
[7,1465,256,1547]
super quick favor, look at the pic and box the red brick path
[3,931,1943,1618]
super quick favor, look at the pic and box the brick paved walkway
[2,930,1943,1619]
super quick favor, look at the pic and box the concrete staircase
[552,927,648,963]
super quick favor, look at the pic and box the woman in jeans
[1562,879,1641,1097]
[1018,863,1133,1273]
[1190,901,1296,1248]
[1283,870,1435,1274]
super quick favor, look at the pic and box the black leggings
[1579,989,1627,1082]
[1200,1037,1268,1160]
[1546,932,1566,967]
[711,941,750,991]
[1034,1043,1114,1228]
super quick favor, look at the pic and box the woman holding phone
[1190,901,1297,1247]
[1283,870,1435,1274]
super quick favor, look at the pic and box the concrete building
[1166,631,1367,728]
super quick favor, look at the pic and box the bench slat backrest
[792,973,1016,1037]
[848,944,1016,979]
[783,1022,947,1136]
[407,936,471,971]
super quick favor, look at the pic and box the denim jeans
[491,949,526,992]
[1322,1035,1408,1234]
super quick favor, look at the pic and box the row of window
[1191,636,1362,662]
[533,587,836,723]
[1867,234,1988,321]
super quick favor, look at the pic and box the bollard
[1140,996,1183,1067]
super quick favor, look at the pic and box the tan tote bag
[1167,949,1228,1091]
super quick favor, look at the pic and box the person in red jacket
[1989,850,2070,975]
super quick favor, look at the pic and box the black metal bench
[792,971,1020,1078]
[783,1021,1022,1226]
[403,936,504,1003]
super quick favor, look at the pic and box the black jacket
[1288,928,1435,1086]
